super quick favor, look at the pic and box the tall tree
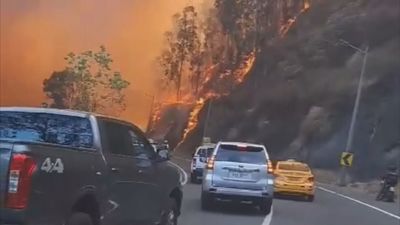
[43,46,130,115]
[158,5,200,101]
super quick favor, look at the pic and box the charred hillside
[155,0,400,180]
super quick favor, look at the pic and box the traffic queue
[190,141,316,213]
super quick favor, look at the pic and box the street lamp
[338,39,369,186]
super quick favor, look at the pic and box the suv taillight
[6,154,36,209]
[206,156,216,170]
[267,160,273,174]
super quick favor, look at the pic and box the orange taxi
[273,160,315,201]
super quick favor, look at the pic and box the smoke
[0,0,205,128]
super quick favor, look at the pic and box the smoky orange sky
[0,0,205,128]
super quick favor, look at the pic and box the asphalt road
[172,157,400,225]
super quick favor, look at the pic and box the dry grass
[313,169,400,195]
[313,169,338,184]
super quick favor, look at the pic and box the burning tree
[43,46,130,115]
[152,0,312,147]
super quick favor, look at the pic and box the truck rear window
[215,144,267,164]
[0,111,93,148]
[197,147,214,157]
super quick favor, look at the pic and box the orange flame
[181,98,206,140]
[148,49,256,141]
[280,0,311,37]
[235,52,256,83]
[178,51,256,142]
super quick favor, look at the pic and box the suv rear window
[215,144,266,164]
[197,147,214,157]
[0,111,93,149]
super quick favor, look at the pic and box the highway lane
[173,157,400,225]
[179,183,267,225]
[179,182,399,225]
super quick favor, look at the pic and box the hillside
[153,0,400,180]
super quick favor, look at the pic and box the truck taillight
[267,160,273,174]
[6,154,36,209]
[206,156,215,170]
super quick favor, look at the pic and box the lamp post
[338,39,369,186]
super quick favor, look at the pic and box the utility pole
[396,65,400,203]
[338,40,369,186]
[202,99,213,141]
[145,94,156,135]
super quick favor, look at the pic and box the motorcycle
[376,180,396,202]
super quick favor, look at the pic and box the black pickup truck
[0,107,182,225]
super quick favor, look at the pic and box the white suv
[201,142,274,214]
[190,144,216,183]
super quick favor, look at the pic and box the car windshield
[215,144,266,164]
[278,163,310,172]
[197,147,214,157]
[0,111,93,148]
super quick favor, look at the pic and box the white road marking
[169,161,188,185]
[318,186,400,220]
[262,207,273,225]
[100,200,120,220]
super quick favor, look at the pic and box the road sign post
[202,137,211,144]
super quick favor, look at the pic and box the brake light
[267,160,273,174]
[308,176,314,182]
[6,154,36,209]
[238,145,247,151]
[206,156,215,170]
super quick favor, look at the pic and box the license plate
[228,172,252,180]
[389,187,395,191]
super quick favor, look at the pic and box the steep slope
[177,0,400,180]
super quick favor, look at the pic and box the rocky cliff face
[157,0,400,180]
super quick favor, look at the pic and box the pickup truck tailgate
[0,143,13,208]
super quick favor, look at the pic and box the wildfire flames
[180,51,256,141]
[280,0,311,37]
[148,50,256,144]
[150,0,311,145]
[182,98,206,140]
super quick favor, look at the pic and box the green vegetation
[43,46,130,115]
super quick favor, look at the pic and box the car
[273,160,315,201]
[201,142,274,214]
[0,107,183,225]
[190,144,216,183]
